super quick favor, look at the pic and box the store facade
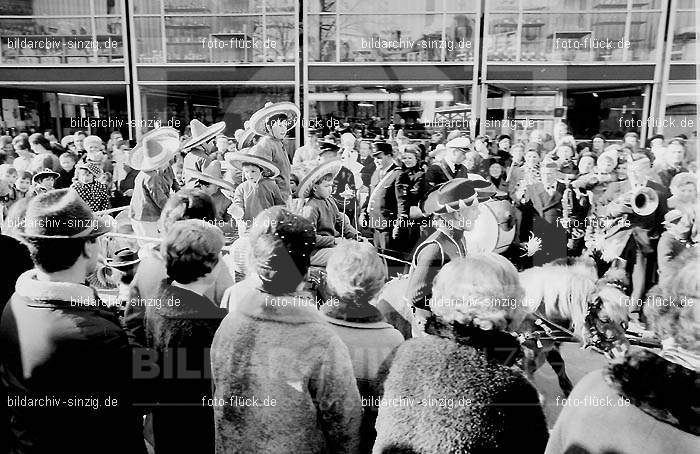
[0,0,696,149]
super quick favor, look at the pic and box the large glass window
[0,0,124,64]
[307,1,478,63]
[308,84,472,138]
[671,0,696,62]
[486,0,663,62]
[133,0,297,64]
[139,84,294,136]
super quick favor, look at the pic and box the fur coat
[373,316,549,454]
[545,348,699,454]
[211,278,362,454]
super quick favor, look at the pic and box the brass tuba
[629,186,659,216]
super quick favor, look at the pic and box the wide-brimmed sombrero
[187,160,236,193]
[32,168,59,183]
[248,102,300,136]
[235,126,258,151]
[224,146,280,178]
[182,119,226,151]
[423,178,492,215]
[297,159,343,199]
[128,127,180,172]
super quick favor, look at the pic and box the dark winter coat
[143,280,227,454]
[373,316,549,454]
[0,269,146,454]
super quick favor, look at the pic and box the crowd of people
[0,102,697,454]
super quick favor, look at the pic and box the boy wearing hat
[226,145,285,233]
[0,189,146,454]
[190,160,237,237]
[299,159,359,267]
[103,247,141,315]
[248,102,300,202]
[182,119,225,188]
[71,161,111,212]
[30,168,59,197]
[129,127,180,241]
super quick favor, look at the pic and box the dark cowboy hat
[318,141,340,156]
[106,247,141,268]
[423,178,491,215]
[497,134,511,142]
[371,141,393,156]
[296,158,343,199]
[18,189,113,239]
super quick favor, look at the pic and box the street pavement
[532,342,610,428]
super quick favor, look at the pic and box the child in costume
[247,102,300,203]
[299,159,359,267]
[225,145,284,235]
[181,119,225,188]
[128,127,181,242]
[189,160,237,238]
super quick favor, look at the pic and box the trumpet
[625,186,659,216]
[609,185,659,219]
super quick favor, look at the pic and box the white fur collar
[15,269,97,306]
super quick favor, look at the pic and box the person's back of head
[247,206,315,295]
[158,188,216,234]
[163,219,224,285]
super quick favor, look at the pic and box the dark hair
[159,189,216,234]
[29,133,51,151]
[163,219,224,284]
[12,136,29,151]
[266,113,289,131]
[19,171,32,180]
[592,134,606,142]
[247,207,315,295]
[25,237,93,273]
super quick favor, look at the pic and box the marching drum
[464,199,516,254]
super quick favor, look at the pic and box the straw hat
[296,159,343,199]
[128,127,180,172]
[182,119,226,151]
[187,160,236,193]
[224,145,280,178]
[248,102,300,136]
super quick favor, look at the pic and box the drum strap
[438,161,455,181]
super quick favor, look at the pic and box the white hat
[128,127,180,172]
[248,102,300,136]
[446,137,472,150]
[182,119,226,151]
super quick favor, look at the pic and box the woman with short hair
[321,240,403,453]
[373,253,549,454]
[546,247,699,454]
